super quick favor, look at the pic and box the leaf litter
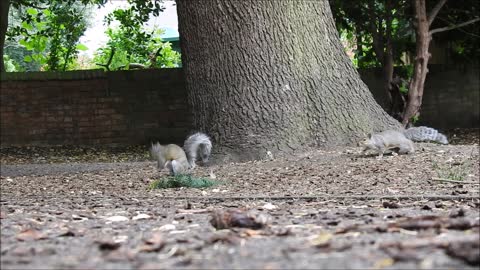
[1,133,479,269]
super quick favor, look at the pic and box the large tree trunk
[176,0,400,162]
[0,0,10,73]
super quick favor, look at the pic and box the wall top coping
[1,70,106,81]
[0,68,183,82]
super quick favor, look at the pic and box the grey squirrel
[403,126,448,144]
[150,132,212,175]
[358,130,415,158]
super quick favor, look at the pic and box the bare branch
[431,177,479,185]
[429,18,480,35]
[428,0,447,26]
[116,63,147,70]
[127,63,147,69]
[436,16,480,37]
[95,48,115,71]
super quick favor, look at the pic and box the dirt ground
[1,130,479,269]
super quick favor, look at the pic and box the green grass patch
[432,158,474,182]
[148,174,220,189]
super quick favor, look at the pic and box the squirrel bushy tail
[403,126,448,144]
[183,132,212,168]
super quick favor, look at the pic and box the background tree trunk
[176,0,400,162]
[402,0,431,127]
[0,0,10,73]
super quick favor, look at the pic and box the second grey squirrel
[358,130,415,158]
[403,126,448,144]
[150,132,212,175]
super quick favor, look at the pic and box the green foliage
[3,55,18,72]
[148,174,219,189]
[399,83,408,94]
[4,0,170,72]
[410,114,420,124]
[330,0,480,67]
[93,26,180,70]
[4,8,40,71]
[7,1,96,71]
[397,64,413,94]
[93,2,180,70]
[330,0,414,69]
[45,6,90,71]
[104,0,164,25]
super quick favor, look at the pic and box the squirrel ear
[367,133,373,139]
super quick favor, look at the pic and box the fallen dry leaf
[392,215,442,231]
[261,203,277,210]
[382,201,400,209]
[391,215,475,231]
[157,224,176,231]
[382,246,422,262]
[10,246,35,257]
[373,258,394,269]
[105,216,129,222]
[239,229,265,238]
[209,231,241,245]
[176,209,211,214]
[445,239,480,266]
[138,233,165,252]
[132,214,151,221]
[449,208,466,218]
[210,209,270,230]
[310,232,333,247]
[95,239,122,251]
[16,229,48,241]
[57,226,85,237]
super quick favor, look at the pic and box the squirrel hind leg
[376,147,386,159]
[165,161,176,175]
[188,155,197,169]
[170,160,189,175]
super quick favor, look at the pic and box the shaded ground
[1,130,479,269]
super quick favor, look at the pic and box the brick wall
[1,65,478,146]
[359,64,479,129]
[0,69,191,146]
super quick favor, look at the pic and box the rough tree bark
[176,0,400,162]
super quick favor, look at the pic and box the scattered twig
[156,246,178,260]
[431,177,479,185]
[430,18,480,35]
[176,209,212,214]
